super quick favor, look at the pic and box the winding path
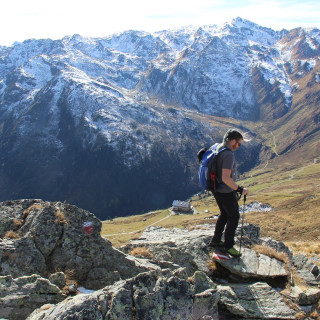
[104,130,318,237]
[103,212,171,237]
[255,157,319,193]
[270,131,279,157]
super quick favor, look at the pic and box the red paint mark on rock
[83,222,93,235]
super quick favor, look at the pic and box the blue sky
[0,0,319,46]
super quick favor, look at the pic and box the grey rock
[293,254,319,286]
[193,290,220,320]
[1,201,318,320]
[217,282,296,319]
[48,272,66,289]
[27,269,220,320]
[83,268,120,290]
[192,270,216,294]
[213,247,288,279]
[153,260,181,271]
[260,237,293,261]
[0,200,151,290]
[288,286,320,305]
[161,275,194,319]
[235,223,261,247]
[104,280,134,320]
[0,237,46,278]
[124,225,288,281]
[122,226,213,275]
[0,274,66,320]
[27,293,103,320]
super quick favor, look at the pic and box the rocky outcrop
[217,282,296,319]
[287,286,320,306]
[0,199,152,290]
[213,247,287,280]
[121,223,319,319]
[1,200,319,319]
[121,224,287,282]
[260,237,294,261]
[27,269,220,320]
[0,274,66,320]
[293,254,320,286]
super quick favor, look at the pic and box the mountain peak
[0,18,319,219]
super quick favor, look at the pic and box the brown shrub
[13,219,24,227]
[22,203,43,218]
[129,247,153,259]
[207,260,217,272]
[55,210,67,225]
[294,311,307,319]
[188,276,195,284]
[309,309,319,319]
[4,231,20,239]
[286,241,320,259]
[64,269,75,281]
[62,269,78,294]
[253,245,290,264]
[39,305,54,311]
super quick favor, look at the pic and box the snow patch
[240,202,274,213]
[300,59,316,72]
[77,287,96,294]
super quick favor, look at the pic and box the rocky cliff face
[1,200,319,319]
[0,18,319,218]
[0,200,150,287]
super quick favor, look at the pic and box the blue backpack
[198,143,228,192]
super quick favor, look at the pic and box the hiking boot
[208,240,224,248]
[226,247,242,257]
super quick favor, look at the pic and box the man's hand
[236,186,249,196]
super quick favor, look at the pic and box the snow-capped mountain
[0,18,319,219]
[145,18,289,119]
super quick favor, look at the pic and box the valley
[0,15,320,320]
[0,18,319,222]
[102,127,320,257]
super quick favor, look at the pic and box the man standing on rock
[208,129,249,257]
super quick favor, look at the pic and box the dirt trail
[255,157,319,193]
[103,213,171,237]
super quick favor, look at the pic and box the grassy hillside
[101,86,320,256]
[101,150,320,257]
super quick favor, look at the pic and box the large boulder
[122,225,289,282]
[217,282,296,319]
[292,254,320,286]
[27,269,220,320]
[0,274,66,320]
[122,225,214,275]
[212,247,288,280]
[260,237,293,261]
[286,286,320,306]
[0,199,152,290]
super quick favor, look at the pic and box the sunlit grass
[102,148,320,251]
[285,241,320,258]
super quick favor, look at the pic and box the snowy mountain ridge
[0,17,319,218]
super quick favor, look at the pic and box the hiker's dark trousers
[211,191,240,249]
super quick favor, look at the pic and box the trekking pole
[239,195,247,254]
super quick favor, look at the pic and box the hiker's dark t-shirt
[215,147,236,193]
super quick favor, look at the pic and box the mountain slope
[0,18,319,219]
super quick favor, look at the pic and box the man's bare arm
[222,168,249,195]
